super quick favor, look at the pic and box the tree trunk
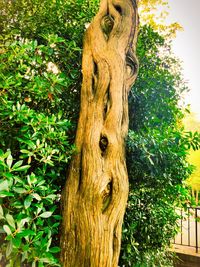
[61,0,139,266]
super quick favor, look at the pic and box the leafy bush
[0,38,74,266]
[119,26,198,266]
[0,0,98,265]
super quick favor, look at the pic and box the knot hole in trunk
[99,135,108,155]
[113,4,123,15]
[102,181,112,213]
[101,15,114,39]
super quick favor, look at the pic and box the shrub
[119,26,197,266]
[0,1,98,265]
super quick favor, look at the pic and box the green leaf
[38,262,44,267]
[22,244,29,252]
[39,212,53,218]
[0,191,14,197]
[24,195,33,209]
[14,165,30,172]
[3,172,13,179]
[47,237,52,250]
[39,258,53,264]
[18,229,35,237]
[33,231,43,242]
[0,149,3,157]
[6,214,15,229]
[32,193,41,201]
[3,225,12,235]
[0,179,9,191]
[45,194,56,200]
[53,215,62,220]
[6,154,13,168]
[20,149,32,154]
[13,187,27,194]
[28,173,37,185]
[26,140,36,149]
[17,217,30,229]
[49,247,61,253]
[12,236,21,248]
[12,160,23,170]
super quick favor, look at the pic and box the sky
[166,0,200,119]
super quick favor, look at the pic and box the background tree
[139,0,183,38]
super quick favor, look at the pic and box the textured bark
[61,0,139,266]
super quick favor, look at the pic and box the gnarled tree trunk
[61,0,139,266]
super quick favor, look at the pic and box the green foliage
[129,26,184,131]
[0,150,61,266]
[0,0,99,265]
[119,25,197,266]
[0,39,73,263]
